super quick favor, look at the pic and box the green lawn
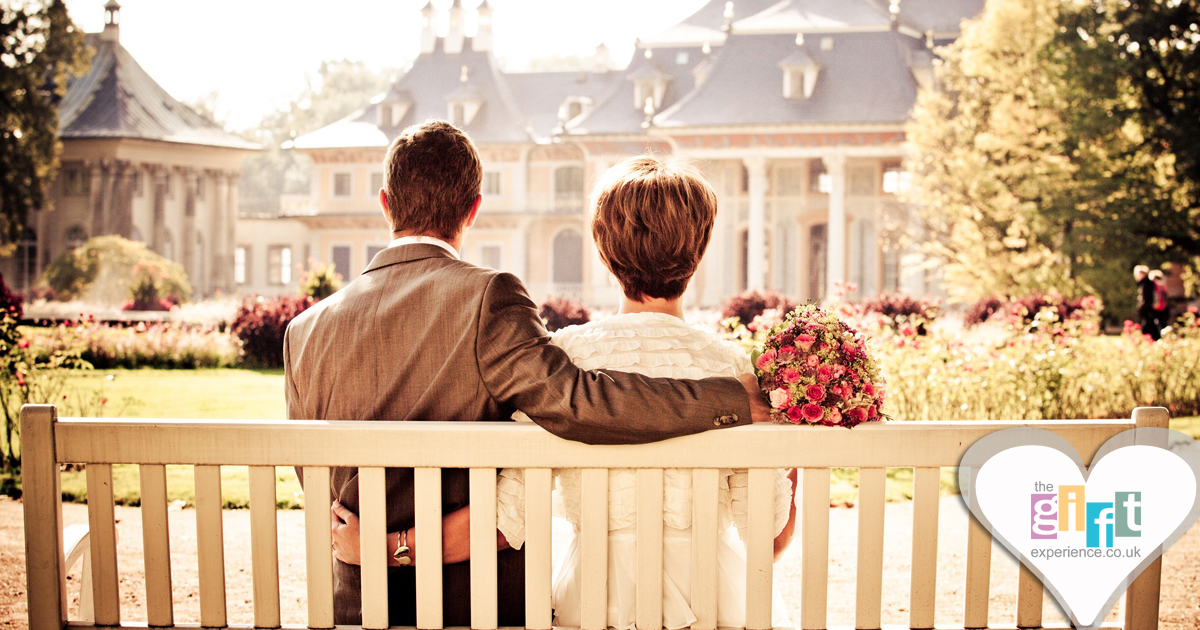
[18,369,1200,509]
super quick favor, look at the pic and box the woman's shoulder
[551,313,752,375]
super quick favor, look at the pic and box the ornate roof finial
[723,1,735,32]
[795,33,805,47]
[102,0,121,43]
[460,65,470,84]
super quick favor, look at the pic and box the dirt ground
[2,494,1198,629]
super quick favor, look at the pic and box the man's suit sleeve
[475,272,752,445]
[284,323,305,488]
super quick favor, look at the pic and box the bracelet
[393,528,412,566]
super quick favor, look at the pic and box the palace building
[1,1,259,297]
[241,0,983,306]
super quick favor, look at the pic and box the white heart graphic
[959,427,1200,629]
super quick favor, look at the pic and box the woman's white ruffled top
[496,311,792,546]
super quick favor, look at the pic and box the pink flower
[1190,305,1199,315]
[842,342,856,358]
[781,367,802,384]
[900,324,917,337]
[795,334,816,352]
[833,364,846,378]
[777,346,798,364]
[769,388,791,409]
[827,408,842,425]
[787,406,805,423]
[816,365,834,382]
[867,405,878,419]
[847,407,868,424]
[806,354,820,368]
[755,349,777,371]
[805,384,826,402]
[18,339,30,349]
[801,404,824,422]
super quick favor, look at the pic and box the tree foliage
[908,0,1200,311]
[0,0,90,254]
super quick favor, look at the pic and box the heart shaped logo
[959,427,1200,629]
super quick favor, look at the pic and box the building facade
[239,0,984,307]
[1,1,258,297]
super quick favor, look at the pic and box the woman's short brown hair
[591,155,718,302]
[383,120,482,240]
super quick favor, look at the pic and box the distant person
[286,120,771,627]
[1134,265,1160,340]
[1149,269,1170,334]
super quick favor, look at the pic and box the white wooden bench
[22,404,1169,630]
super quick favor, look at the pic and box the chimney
[420,0,437,55]
[445,0,466,55]
[101,0,121,43]
[473,0,493,52]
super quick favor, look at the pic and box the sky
[63,0,710,129]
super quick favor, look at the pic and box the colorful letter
[1115,491,1142,538]
[1030,493,1058,539]
[1086,502,1115,549]
[1059,485,1086,532]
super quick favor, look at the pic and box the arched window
[552,229,583,286]
[65,225,87,250]
[17,228,36,290]
[809,223,828,301]
[553,166,584,212]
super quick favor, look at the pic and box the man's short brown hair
[591,155,718,302]
[383,120,482,240]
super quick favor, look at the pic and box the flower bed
[23,319,238,369]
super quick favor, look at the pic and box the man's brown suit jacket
[283,243,751,627]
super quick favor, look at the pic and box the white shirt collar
[387,235,460,260]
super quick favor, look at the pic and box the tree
[239,60,397,216]
[0,0,90,254]
[907,0,1087,302]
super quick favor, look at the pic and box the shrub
[231,296,315,367]
[720,290,796,330]
[539,297,590,332]
[860,293,940,335]
[299,261,343,300]
[964,295,1006,326]
[41,235,192,303]
[1007,292,1100,327]
[0,273,23,325]
[122,264,176,312]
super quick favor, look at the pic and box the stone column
[824,153,847,300]
[88,161,105,237]
[744,156,768,291]
[209,171,228,292]
[181,168,197,293]
[151,167,168,254]
[112,161,134,237]
[226,171,240,292]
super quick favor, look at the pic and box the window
[370,172,384,194]
[675,51,689,65]
[16,229,36,290]
[65,225,88,250]
[552,229,583,285]
[235,246,249,285]
[449,103,465,127]
[333,173,352,198]
[567,101,583,120]
[65,169,90,196]
[776,166,803,195]
[332,246,352,279]
[366,245,385,264]
[481,244,503,270]
[809,160,831,194]
[483,171,502,196]
[883,247,900,293]
[883,162,911,195]
[553,167,584,211]
[268,245,293,286]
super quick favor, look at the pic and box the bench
[22,404,1169,630]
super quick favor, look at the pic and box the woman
[331,156,797,628]
[1148,269,1170,334]
[497,156,796,629]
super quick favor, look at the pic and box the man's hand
[738,373,772,423]
[331,501,362,565]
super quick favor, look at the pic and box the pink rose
[817,365,834,382]
[769,388,791,409]
[833,364,846,378]
[755,349,777,371]
[864,382,875,396]
[806,355,820,368]
[787,405,805,423]
[805,384,826,402]
[781,367,802,384]
[827,408,842,425]
[801,404,824,422]
[795,334,815,352]
[867,405,878,419]
[776,346,798,364]
[842,342,856,358]
[847,407,868,425]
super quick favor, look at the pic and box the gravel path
[3,495,1198,629]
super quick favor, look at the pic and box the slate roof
[732,0,891,33]
[655,30,925,127]
[641,0,784,47]
[882,0,985,35]
[565,46,712,136]
[504,70,622,139]
[59,34,258,150]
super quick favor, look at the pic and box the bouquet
[752,304,886,427]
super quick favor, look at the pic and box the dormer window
[379,100,411,128]
[632,78,667,111]
[559,97,594,124]
[449,103,465,126]
[446,65,483,127]
[778,49,821,100]
[909,50,936,91]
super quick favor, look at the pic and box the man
[1134,265,1160,340]
[284,120,769,627]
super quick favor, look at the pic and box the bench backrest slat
[909,466,942,629]
[580,468,608,630]
[84,463,120,626]
[801,468,832,629]
[140,463,175,627]
[964,510,993,629]
[470,467,500,629]
[195,464,228,627]
[249,465,282,628]
[690,468,720,630]
[746,468,776,629]
[302,466,335,628]
[636,468,665,630]
[855,466,887,629]
[524,467,554,629]
[359,466,389,629]
[414,467,444,628]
